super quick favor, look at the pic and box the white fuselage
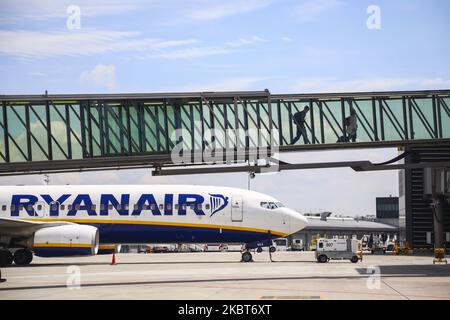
[0,185,308,245]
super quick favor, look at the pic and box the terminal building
[376,196,399,227]
[399,146,450,249]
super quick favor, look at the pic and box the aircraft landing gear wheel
[256,247,262,253]
[0,249,13,267]
[13,249,33,265]
[241,251,253,262]
[350,255,359,263]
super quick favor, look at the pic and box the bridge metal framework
[0,89,449,174]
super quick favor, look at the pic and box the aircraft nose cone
[290,213,308,234]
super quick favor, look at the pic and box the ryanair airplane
[0,185,308,267]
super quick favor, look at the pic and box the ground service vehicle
[315,238,360,263]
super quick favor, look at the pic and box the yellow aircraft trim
[22,218,288,237]
[98,245,116,250]
[33,243,92,248]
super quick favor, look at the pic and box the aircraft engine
[33,225,99,257]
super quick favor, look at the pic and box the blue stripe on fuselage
[77,222,277,244]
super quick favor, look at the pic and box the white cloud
[145,36,266,60]
[0,29,197,59]
[291,77,450,93]
[281,36,293,42]
[226,36,266,47]
[141,36,267,60]
[189,0,273,21]
[0,0,142,23]
[80,64,117,90]
[1,0,272,25]
[144,46,234,59]
[0,29,266,60]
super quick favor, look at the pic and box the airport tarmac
[0,251,449,300]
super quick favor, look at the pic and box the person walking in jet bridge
[291,106,310,144]
[346,106,358,142]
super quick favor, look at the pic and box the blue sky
[1,0,449,94]
[0,0,448,216]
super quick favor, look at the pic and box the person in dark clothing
[291,106,310,144]
[346,106,357,142]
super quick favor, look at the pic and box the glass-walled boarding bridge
[0,89,449,173]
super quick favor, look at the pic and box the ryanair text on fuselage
[9,193,229,217]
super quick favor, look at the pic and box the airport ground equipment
[357,241,364,261]
[290,238,305,251]
[433,248,448,264]
[393,241,412,255]
[315,238,360,263]
[310,234,320,251]
[368,234,388,254]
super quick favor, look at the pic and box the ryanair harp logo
[209,194,229,217]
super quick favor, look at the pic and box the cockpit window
[260,202,283,210]
[260,202,269,209]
